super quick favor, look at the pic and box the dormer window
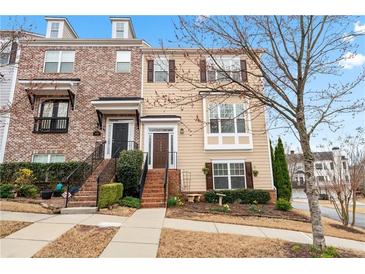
[50,22,60,38]
[115,22,125,38]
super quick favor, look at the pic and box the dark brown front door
[153,133,169,168]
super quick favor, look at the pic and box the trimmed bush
[0,184,14,198]
[275,198,292,211]
[0,162,83,183]
[167,196,184,208]
[98,183,123,209]
[204,189,271,204]
[116,150,144,197]
[119,196,141,208]
[17,184,39,198]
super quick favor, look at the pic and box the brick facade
[5,43,143,162]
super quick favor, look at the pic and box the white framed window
[207,57,241,82]
[213,160,246,190]
[115,22,125,38]
[154,58,169,82]
[0,42,11,65]
[44,51,75,73]
[116,51,131,73]
[32,154,65,163]
[208,103,246,134]
[50,22,60,38]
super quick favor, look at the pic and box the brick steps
[141,169,166,208]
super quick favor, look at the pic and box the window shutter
[169,59,175,83]
[245,161,254,189]
[240,60,247,82]
[9,41,18,64]
[205,162,213,190]
[147,60,154,82]
[200,59,207,83]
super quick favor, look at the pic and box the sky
[1,15,364,152]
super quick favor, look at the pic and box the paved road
[292,201,365,229]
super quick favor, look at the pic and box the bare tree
[161,16,365,249]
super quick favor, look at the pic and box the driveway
[292,200,365,229]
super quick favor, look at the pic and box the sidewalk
[1,210,364,258]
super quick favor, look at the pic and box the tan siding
[142,53,273,192]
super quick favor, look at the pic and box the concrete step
[68,201,97,207]
[61,207,97,214]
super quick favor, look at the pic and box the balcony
[33,117,69,133]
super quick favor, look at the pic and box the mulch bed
[169,202,310,222]
[329,223,365,234]
[33,225,118,258]
[0,220,31,238]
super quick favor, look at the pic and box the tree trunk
[352,190,356,226]
[298,126,326,250]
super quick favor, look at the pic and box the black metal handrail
[33,117,69,133]
[138,153,149,199]
[110,141,139,157]
[163,151,169,204]
[65,142,105,208]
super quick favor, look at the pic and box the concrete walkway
[1,210,364,257]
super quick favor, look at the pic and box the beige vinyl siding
[62,24,76,39]
[142,53,273,192]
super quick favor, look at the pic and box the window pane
[237,118,245,133]
[207,70,216,81]
[155,71,168,82]
[315,163,323,170]
[115,22,124,38]
[57,102,68,117]
[214,177,229,189]
[50,22,60,38]
[217,70,229,81]
[117,62,130,73]
[116,51,131,62]
[213,163,228,176]
[33,154,49,163]
[45,51,59,62]
[220,104,234,118]
[231,176,245,189]
[231,71,241,81]
[154,58,168,71]
[236,104,245,118]
[41,102,54,117]
[0,53,10,65]
[44,62,58,73]
[210,119,219,133]
[221,119,235,133]
[50,155,65,163]
[209,105,218,119]
[230,163,244,175]
[60,62,74,73]
[61,51,75,62]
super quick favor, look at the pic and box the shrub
[0,184,14,198]
[204,189,271,204]
[15,168,36,185]
[0,162,82,183]
[248,200,263,214]
[275,198,292,211]
[167,196,184,208]
[321,247,339,258]
[119,196,141,208]
[98,183,123,209]
[116,150,144,196]
[210,204,231,213]
[17,184,39,198]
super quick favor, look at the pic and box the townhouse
[3,16,276,206]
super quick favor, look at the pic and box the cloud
[340,52,365,69]
[354,21,365,33]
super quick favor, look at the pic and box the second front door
[112,123,129,157]
[153,133,169,168]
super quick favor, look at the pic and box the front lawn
[98,205,136,217]
[33,225,118,258]
[157,228,365,258]
[0,220,31,238]
[166,202,365,242]
[0,200,56,214]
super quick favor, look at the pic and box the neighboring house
[141,49,275,197]
[287,147,350,190]
[3,16,275,207]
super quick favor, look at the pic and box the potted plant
[41,188,53,199]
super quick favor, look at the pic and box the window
[154,58,169,82]
[342,162,347,170]
[315,163,323,170]
[40,100,69,118]
[207,57,241,82]
[33,154,65,163]
[330,162,334,170]
[50,22,60,38]
[317,176,325,182]
[299,177,304,185]
[0,43,11,65]
[116,51,131,73]
[345,175,349,182]
[36,100,69,132]
[208,104,246,134]
[115,22,125,38]
[213,161,246,189]
[44,51,75,73]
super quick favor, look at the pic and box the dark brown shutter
[147,60,154,83]
[169,59,175,83]
[240,60,247,82]
[9,41,18,64]
[200,59,207,83]
[245,161,253,189]
[205,162,213,190]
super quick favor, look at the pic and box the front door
[112,123,129,157]
[153,133,169,168]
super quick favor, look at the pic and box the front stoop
[67,159,110,207]
[141,169,166,208]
